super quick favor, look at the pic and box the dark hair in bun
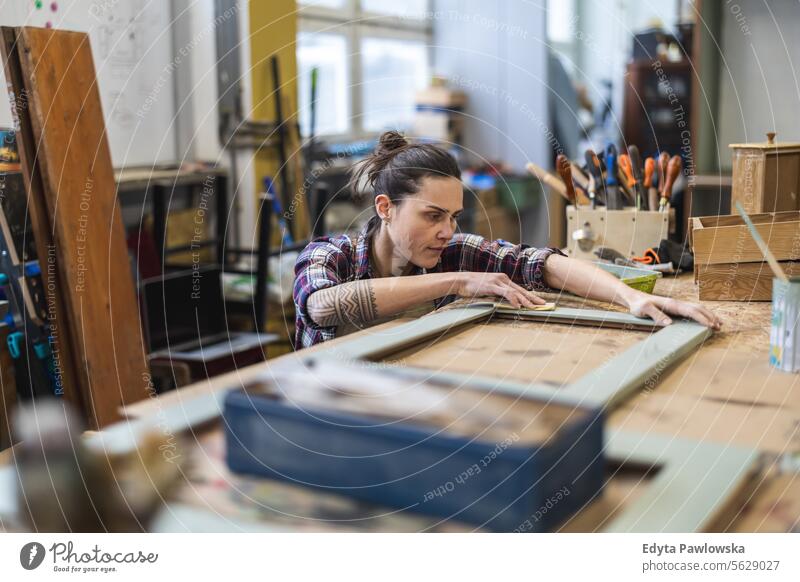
[349,131,461,234]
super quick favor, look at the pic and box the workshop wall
[717,0,800,170]
[432,0,552,247]
[432,0,549,172]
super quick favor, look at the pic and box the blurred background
[0,0,798,381]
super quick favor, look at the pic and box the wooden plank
[10,27,149,428]
[691,213,800,265]
[604,430,759,532]
[0,27,83,410]
[697,261,800,301]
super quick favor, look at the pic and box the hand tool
[525,162,571,203]
[569,163,593,206]
[618,153,637,207]
[586,172,597,209]
[632,247,661,265]
[627,145,647,210]
[603,144,624,209]
[556,154,578,205]
[585,149,607,208]
[644,157,658,211]
[570,162,589,191]
[657,151,669,198]
[492,301,557,311]
[659,155,682,211]
[595,246,639,267]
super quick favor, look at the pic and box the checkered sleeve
[439,234,566,290]
[292,241,353,348]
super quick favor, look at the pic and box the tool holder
[566,205,669,261]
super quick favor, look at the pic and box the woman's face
[380,176,464,269]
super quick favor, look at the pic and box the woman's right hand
[455,272,546,308]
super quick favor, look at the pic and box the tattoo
[307,280,379,327]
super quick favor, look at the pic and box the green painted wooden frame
[310,303,712,410]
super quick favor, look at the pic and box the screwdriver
[556,154,578,206]
[584,149,606,208]
[660,155,682,211]
[657,151,669,197]
[627,145,647,210]
[618,153,637,207]
[604,144,621,210]
[644,157,658,211]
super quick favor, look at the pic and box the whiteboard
[0,0,177,167]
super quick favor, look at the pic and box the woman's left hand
[626,292,722,330]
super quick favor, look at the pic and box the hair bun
[376,130,408,155]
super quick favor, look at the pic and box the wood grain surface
[8,27,149,427]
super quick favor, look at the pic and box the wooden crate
[691,212,800,264]
[691,211,800,300]
[566,206,668,261]
[696,261,800,301]
[730,134,800,214]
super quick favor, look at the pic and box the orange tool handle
[657,151,670,195]
[644,157,655,188]
[660,155,682,208]
[555,154,577,204]
[618,154,636,188]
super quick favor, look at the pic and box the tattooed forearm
[307,280,379,327]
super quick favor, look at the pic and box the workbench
[4,273,798,532]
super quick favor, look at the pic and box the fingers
[461,273,541,307]
[494,285,534,308]
[656,297,723,330]
[507,279,546,305]
[640,302,672,326]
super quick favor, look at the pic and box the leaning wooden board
[2,27,149,428]
[0,27,84,413]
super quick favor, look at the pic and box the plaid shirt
[293,225,565,350]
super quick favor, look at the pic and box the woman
[293,131,720,350]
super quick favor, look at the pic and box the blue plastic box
[224,385,605,531]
